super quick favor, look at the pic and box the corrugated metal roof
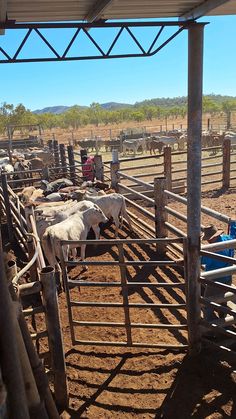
[2,0,236,24]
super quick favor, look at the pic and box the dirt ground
[51,187,236,419]
[3,121,236,418]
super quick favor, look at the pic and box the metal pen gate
[60,237,189,350]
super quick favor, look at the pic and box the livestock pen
[0,181,67,412]
[102,136,236,194]
[1,137,236,416]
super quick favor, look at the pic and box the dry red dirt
[56,187,236,419]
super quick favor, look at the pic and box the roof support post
[186,23,204,355]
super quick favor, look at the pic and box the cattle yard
[1,133,236,416]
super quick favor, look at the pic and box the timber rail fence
[0,179,68,410]
[103,138,236,193]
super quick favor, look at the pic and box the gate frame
[59,237,188,350]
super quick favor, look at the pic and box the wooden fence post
[154,177,168,255]
[16,303,60,418]
[59,144,67,178]
[0,233,30,419]
[163,146,172,191]
[48,139,53,153]
[119,136,123,154]
[222,138,231,190]
[53,140,60,172]
[80,149,88,164]
[94,155,104,181]
[40,267,68,410]
[110,161,120,191]
[67,145,76,183]
[1,173,14,243]
[42,167,50,181]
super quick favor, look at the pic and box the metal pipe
[1,173,14,242]
[201,265,236,280]
[125,197,155,220]
[66,260,181,267]
[72,340,188,349]
[29,214,46,269]
[118,183,154,204]
[186,22,205,353]
[73,320,187,328]
[118,171,154,190]
[71,301,185,308]
[165,189,230,223]
[68,280,185,288]
[60,237,184,245]
[201,238,236,252]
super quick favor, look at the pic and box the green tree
[88,102,103,126]
[202,97,221,114]
[222,100,236,129]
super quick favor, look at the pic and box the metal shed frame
[0,20,189,64]
[0,0,235,354]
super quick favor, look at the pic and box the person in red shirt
[82,156,95,181]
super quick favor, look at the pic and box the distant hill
[33,105,71,114]
[101,102,132,110]
[33,102,132,114]
[135,94,236,108]
[32,95,236,114]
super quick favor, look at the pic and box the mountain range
[33,102,132,114]
[32,95,236,114]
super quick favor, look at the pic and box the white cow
[225,132,236,145]
[159,136,177,149]
[36,200,101,239]
[35,200,77,216]
[122,140,138,156]
[122,138,146,156]
[41,206,108,269]
[72,191,133,237]
[0,157,14,174]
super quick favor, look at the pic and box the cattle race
[1,119,236,417]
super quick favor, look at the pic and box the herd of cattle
[0,148,52,179]
[19,178,133,272]
[1,127,235,282]
[76,129,236,156]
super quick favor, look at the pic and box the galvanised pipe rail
[164,189,231,224]
[12,233,39,286]
[118,183,155,205]
[118,171,154,190]
[61,237,184,246]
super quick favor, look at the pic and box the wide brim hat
[201,224,223,241]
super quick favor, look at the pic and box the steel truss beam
[0,20,199,64]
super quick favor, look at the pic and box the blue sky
[0,15,235,111]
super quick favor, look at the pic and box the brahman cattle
[18,186,44,204]
[13,159,32,187]
[41,178,73,196]
[41,206,108,269]
[146,139,164,155]
[71,191,133,237]
[36,200,102,239]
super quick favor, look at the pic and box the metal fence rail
[59,237,188,350]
